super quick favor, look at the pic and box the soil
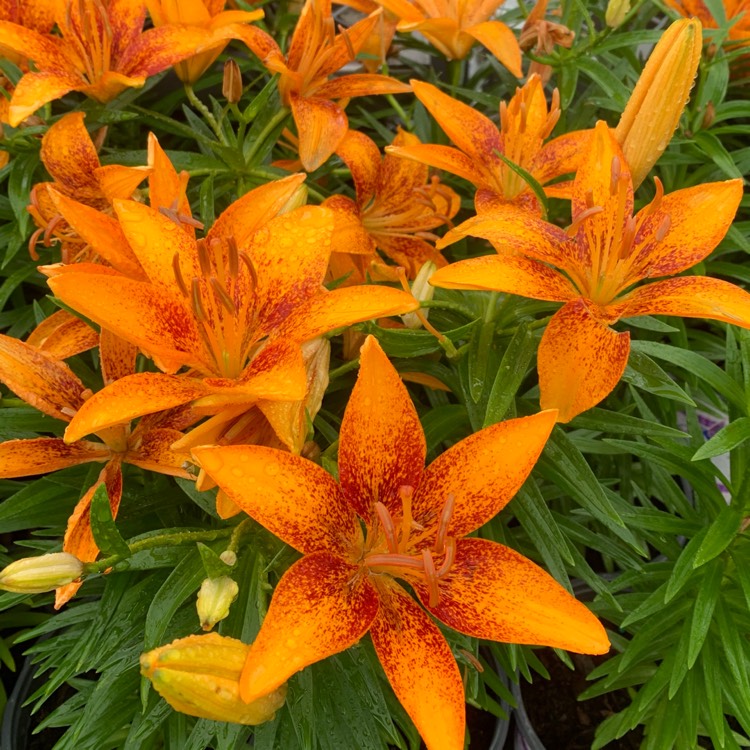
[518,649,643,750]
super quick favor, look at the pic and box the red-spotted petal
[313,73,410,99]
[412,411,556,540]
[339,335,426,521]
[371,580,465,750]
[0,438,109,478]
[334,129,381,204]
[614,276,750,327]
[538,299,630,423]
[385,143,489,189]
[240,552,379,701]
[192,445,361,556]
[26,310,99,360]
[414,538,610,654]
[7,70,82,127]
[291,95,348,172]
[429,254,577,302]
[40,112,100,194]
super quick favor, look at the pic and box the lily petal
[371,580,465,750]
[0,438,109,478]
[192,445,361,556]
[628,179,743,280]
[126,427,191,478]
[314,73,410,99]
[412,411,556,539]
[64,373,211,442]
[276,285,419,343]
[26,310,99,360]
[335,129,381,204]
[147,132,191,215]
[532,128,593,185]
[119,25,217,77]
[56,458,123,608]
[538,299,630,423]
[614,276,750,327]
[339,336,426,521]
[465,20,522,76]
[411,80,501,169]
[100,328,138,385]
[291,95,348,172]
[8,70,82,127]
[240,552,379,702]
[385,143,489,189]
[95,164,151,202]
[429,254,577,302]
[0,333,85,421]
[40,112,100,195]
[48,190,144,277]
[415,538,610,654]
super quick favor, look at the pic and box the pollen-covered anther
[210,277,237,315]
[159,205,203,230]
[619,216,637,259]
[191,278,208,321]
[227,237,239,278]
[239,251,258,290]
[609,156,621,195]
[172,252,190,297]
[434,493,455,554]
[585,189,595,209]
[44,215,65,246]
[337,24,356,60]
[519,101,528,132]
[196,239,212,277]
[422,548,440,606]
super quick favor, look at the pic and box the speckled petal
[371,580,465,750]
[240,552,379,702]
[412,411,556,539]
[291,95,348,172]
[414,538,610,654]
[192,445,361,555]
[339,336,425,521]
[538,299,630,423]
[0,438,109,478]
[465,20,521,76]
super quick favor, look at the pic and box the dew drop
[231,466,244,478]
[265,464,279,476]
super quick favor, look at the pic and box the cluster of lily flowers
[0,1,748,748]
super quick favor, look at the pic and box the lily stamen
[210,277,237,316]
[655,214,671,242]
[196,239,212,277]
[434,493,455,554]
[172,253,189,297]
[422,548,440,606]
[398,486,414,554]
[566,205,604,236]
[374,501,398,554]
[436,538,456,578]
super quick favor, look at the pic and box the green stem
[420,299,477,319]
[184,84,228,145]
[83,528,234,575]
[244,107,291,166]
[495,315,551,338]
[328,357,361,381]
[386,94,412,129]
[449,59,464,89]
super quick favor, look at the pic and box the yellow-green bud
[219,550,237,567]
[402,261,437,329]
[141,633,286,724]
[196,576,239,631]
[605,0,630,28]
[0,552,83,594]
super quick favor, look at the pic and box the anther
[240,251,259,290]
[645,177,664,215]
[227,236,239,278]
[191,278,207,321]
[196,239,212,277]
[177,213,204,230]
[172,253,189,297]
[28,228,44,259]
[210,277,237,315]
[585,189,595,209]
[499,101,509,133]
[434,493,455,554]
[655,214,671,242]
[520,101,528,132]
[619,216,637,259]
[337,24,356,60]
[422,549,440,607]
[43,215,64,246]
[375,502,398,554]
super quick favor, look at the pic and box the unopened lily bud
[223,59,242,104]
[219,550,237,567]
[0,552,83,594]
[615,18,702,188]
[605,0,630,28]
[402,261,437,329]
[302,337,331,424]
[701,101,716,130]
[196,576,239,631]
[141,633,286,724]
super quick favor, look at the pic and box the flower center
[362,486,457,606]
[61,0,114,85]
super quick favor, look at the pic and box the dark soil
[519,650,643,750]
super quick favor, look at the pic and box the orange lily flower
[192,336,608,750]
[335,0,399,72]
[28,112,151,260]
[249,0,410,171]
[372,0,522,74]
[0,0,228,126]
[431,121,750,422]
[0,328,194,607]
[386,75,589,212]
[324,128,460,281]
[145,0,264,84]
[45,175,418,445]
[519,0,575,83]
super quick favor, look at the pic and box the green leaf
[365,320,476,358]
[693,505,742,567]
[686,558,724,669]
[623,350,695,405]
[631,340,746,412]
[664,527,710,602]
[196,541,232,579]
[492,151,549,218]
[693,417,750,460]
[89,483,130,558]
[571,408,687,439]
[692,130,742,178]
[483,322,536,427]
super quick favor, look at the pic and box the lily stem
[328,357,361,380]
[243,107,291,166]
[185,84,229,145]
